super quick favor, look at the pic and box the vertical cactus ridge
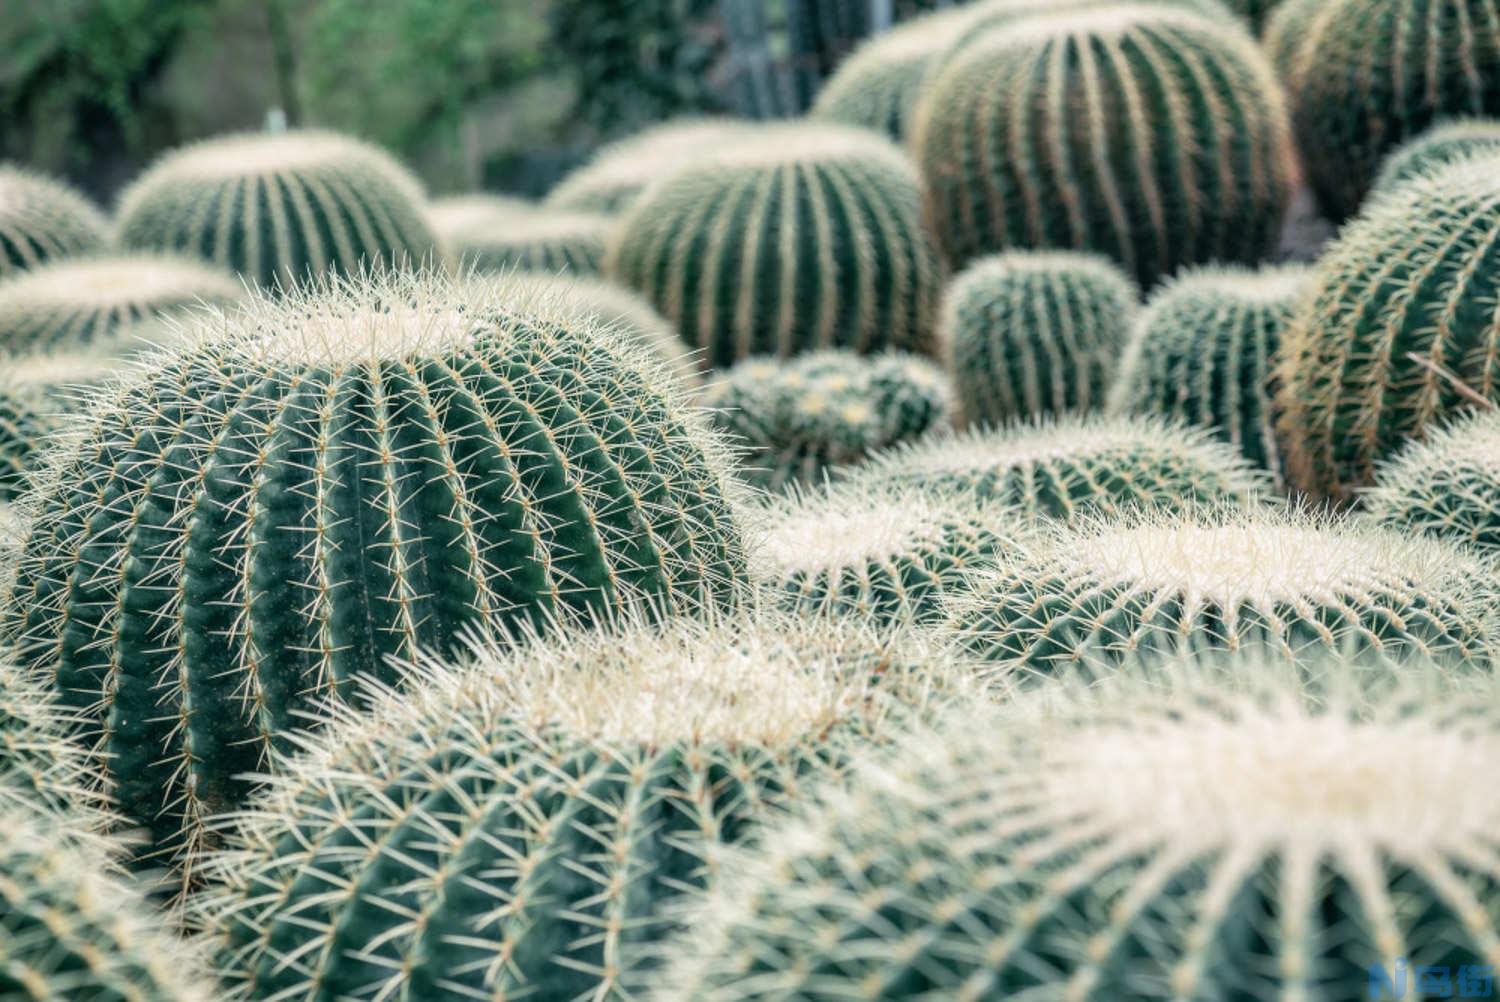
[0,270,749,878]
[1366,407,1500,555]
[0,348,125,500]
[1269,0,1500,220]
[942,251,1138,424]
[198,609,966,1002]
[704,351,951,490]
[912,4,1293,286]
[607,124,943,367]
[943,505,1500,681]
[1276,158,1500,501]
[450,210,614,275]
[844,413,1265,520]
[0,165,108,278]
[653,649,1500,1000]
[116,130,440,293]
[544,118,755,215]
[1110,263,1311,478]
[1372,118,1500,199]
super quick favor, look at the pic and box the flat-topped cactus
[450,210,613,275]
[1110,263,1311,477]
[0,270,749,877]
[943,251,1137,424]
[425,192,535,243]
[116,129,439,292]
[913,4,1293,285]
[607,124,942,367]
[944,506,1499,679]
[844,413,1264,520]
[704,351,950,489]
[1372,118,1500,198]
[1366,408,1500,555]
[654,649,1500,1000]
[200,610,964,1002]
[1277,158,1500,500]
[544,118,754,215]
[0,347,123,500]
[0,253,241,352]
[0,165,107,278]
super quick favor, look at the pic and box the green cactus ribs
[1371,118,1500,199]
[0,270,748,879]
[450,210,614,275]
[1367,408,1500,555]
[544,117,754,215]
[0,165,108,278]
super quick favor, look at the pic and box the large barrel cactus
[200,611,961,1002]
[654,649,1500,1000]
[545,118,753,215]
[1277,158,1500,500]
[607,124,942,367]
[0,347,123,500]
[1366,407,1500,555]
[116,130,439,292]
[1269,0,1500,220]
[450,210,613,275]
[913,4,1293,285]
[1372,117,1500,198]
[0,271,748,875]
[0,165,107,277]
[943,251,1137,424]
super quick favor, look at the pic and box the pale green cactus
[0,165,108,278]
[450,210,614,275]
[425,192,535,244]
[545,118,755,215]
[1372,118,1500,198]
[1366,407,1500,555]
[0,347,124,500]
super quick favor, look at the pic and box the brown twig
[1406,352,1497,410]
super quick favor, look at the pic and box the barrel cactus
[544,118,753,215]
[425,192,535,243]
[0,270,749,876]
[845,414,1264,520]
[943,251,1137,424]
[1110,263,1311,477]
[199,610,961,1002]
[944,506,1498,679]
[608,124,942,367]
[0,253,241,352]
[0,649,100,822]
[0,165,107,278]
[0,347,123,500]
[1277,158,1500,500]
[1372,118,1500,198]
[1366,407,1500,555]
[654,648,1500,1001]
[705,351,950,489]
[913,4,1293,286]
[116,130,439,292]
[1269,0,1500,220]
[450,210,613,275]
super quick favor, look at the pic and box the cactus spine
[0,165,107,278]
[1371,118,1500,199]
[424,192,534,243]
[450,210,614,275]
[545,118,754,215]
[1366,407,1500,555]
[0,348,123,500]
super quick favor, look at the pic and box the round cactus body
[0,165,107,278]
[655,650,1500,1001]
[201,611,961,1002]
[943,251,1137,424]
[544,118,754,215]
[1372,118,1500,199]
[450,210,613,275]
[944,506,1499,679]
[913,4,1294,286]
[0,271,749,874]
[1366,407,1500,555]
[844,414,1264,520]
[1110,263,1311,477]
[705,351,950,489]
[0,348,123,500]
[425,192,535,243]
[1270,0,1500,220]
[1277,159,1500,500]
[0,649,99,823]
[116,130,439,292]
[608,125,942,367]
[0,253,242,352]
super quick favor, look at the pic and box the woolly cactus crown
[1371,118,1500,198]
[0,165,107,277]
[1366,407,1500,554]
[449,209,614,275]
[544,117,754,215]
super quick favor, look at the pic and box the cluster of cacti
[1371,118,1500,198]
[449,209,614,275]
[945,505,1498,679]
[608,124,942,367]
[0,166,108,277]
[0,347,123,499]
[1269,0,1500,220]
[1366,407,1500,555]
[544,118,753,215]
[199,610,963,1002]
[1276,158,1500,500]
[913,4,1293,286]
[654,648,1500,1000]
[846,413,1264,520]
[704,350,950,489]
[1110,263,1311,476]
[943,251,1137,424]
[0,270,749,876]
[116,130,440,292]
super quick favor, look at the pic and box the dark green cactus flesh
[451,211,614,275]
[0,166,108,278]
[0,271,748,874]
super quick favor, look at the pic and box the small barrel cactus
[1366,407,1500,555]
[943,251,1137,424]
[450,210,614,275]
[0,165,107,277]
[1269,0,1500,220]
[608,124,942,367]
[116,129,439,292]
[425,192,535,242]
[0,253,242,352]
[913,4,1293,285]
[1110,263,1311,477]
[544,118,753,215]
[654,649,1500,1000]
[0,271,749,876]
[1372,118,1500,198]
[1277,158,1500,500]
[0,347,123,500]
[704,351,950,489]
[944,505,1498,679]
[199,610,962,1002]
[844,413,1264,520]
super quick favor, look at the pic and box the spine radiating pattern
[1366,408,1500,556]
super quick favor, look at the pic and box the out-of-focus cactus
[0,165,108,278]
[450,210,614,275]
[0,348,123,500]
[1371,118,1500,198]
[545,118,754,215]
[1366,407,1500,555]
